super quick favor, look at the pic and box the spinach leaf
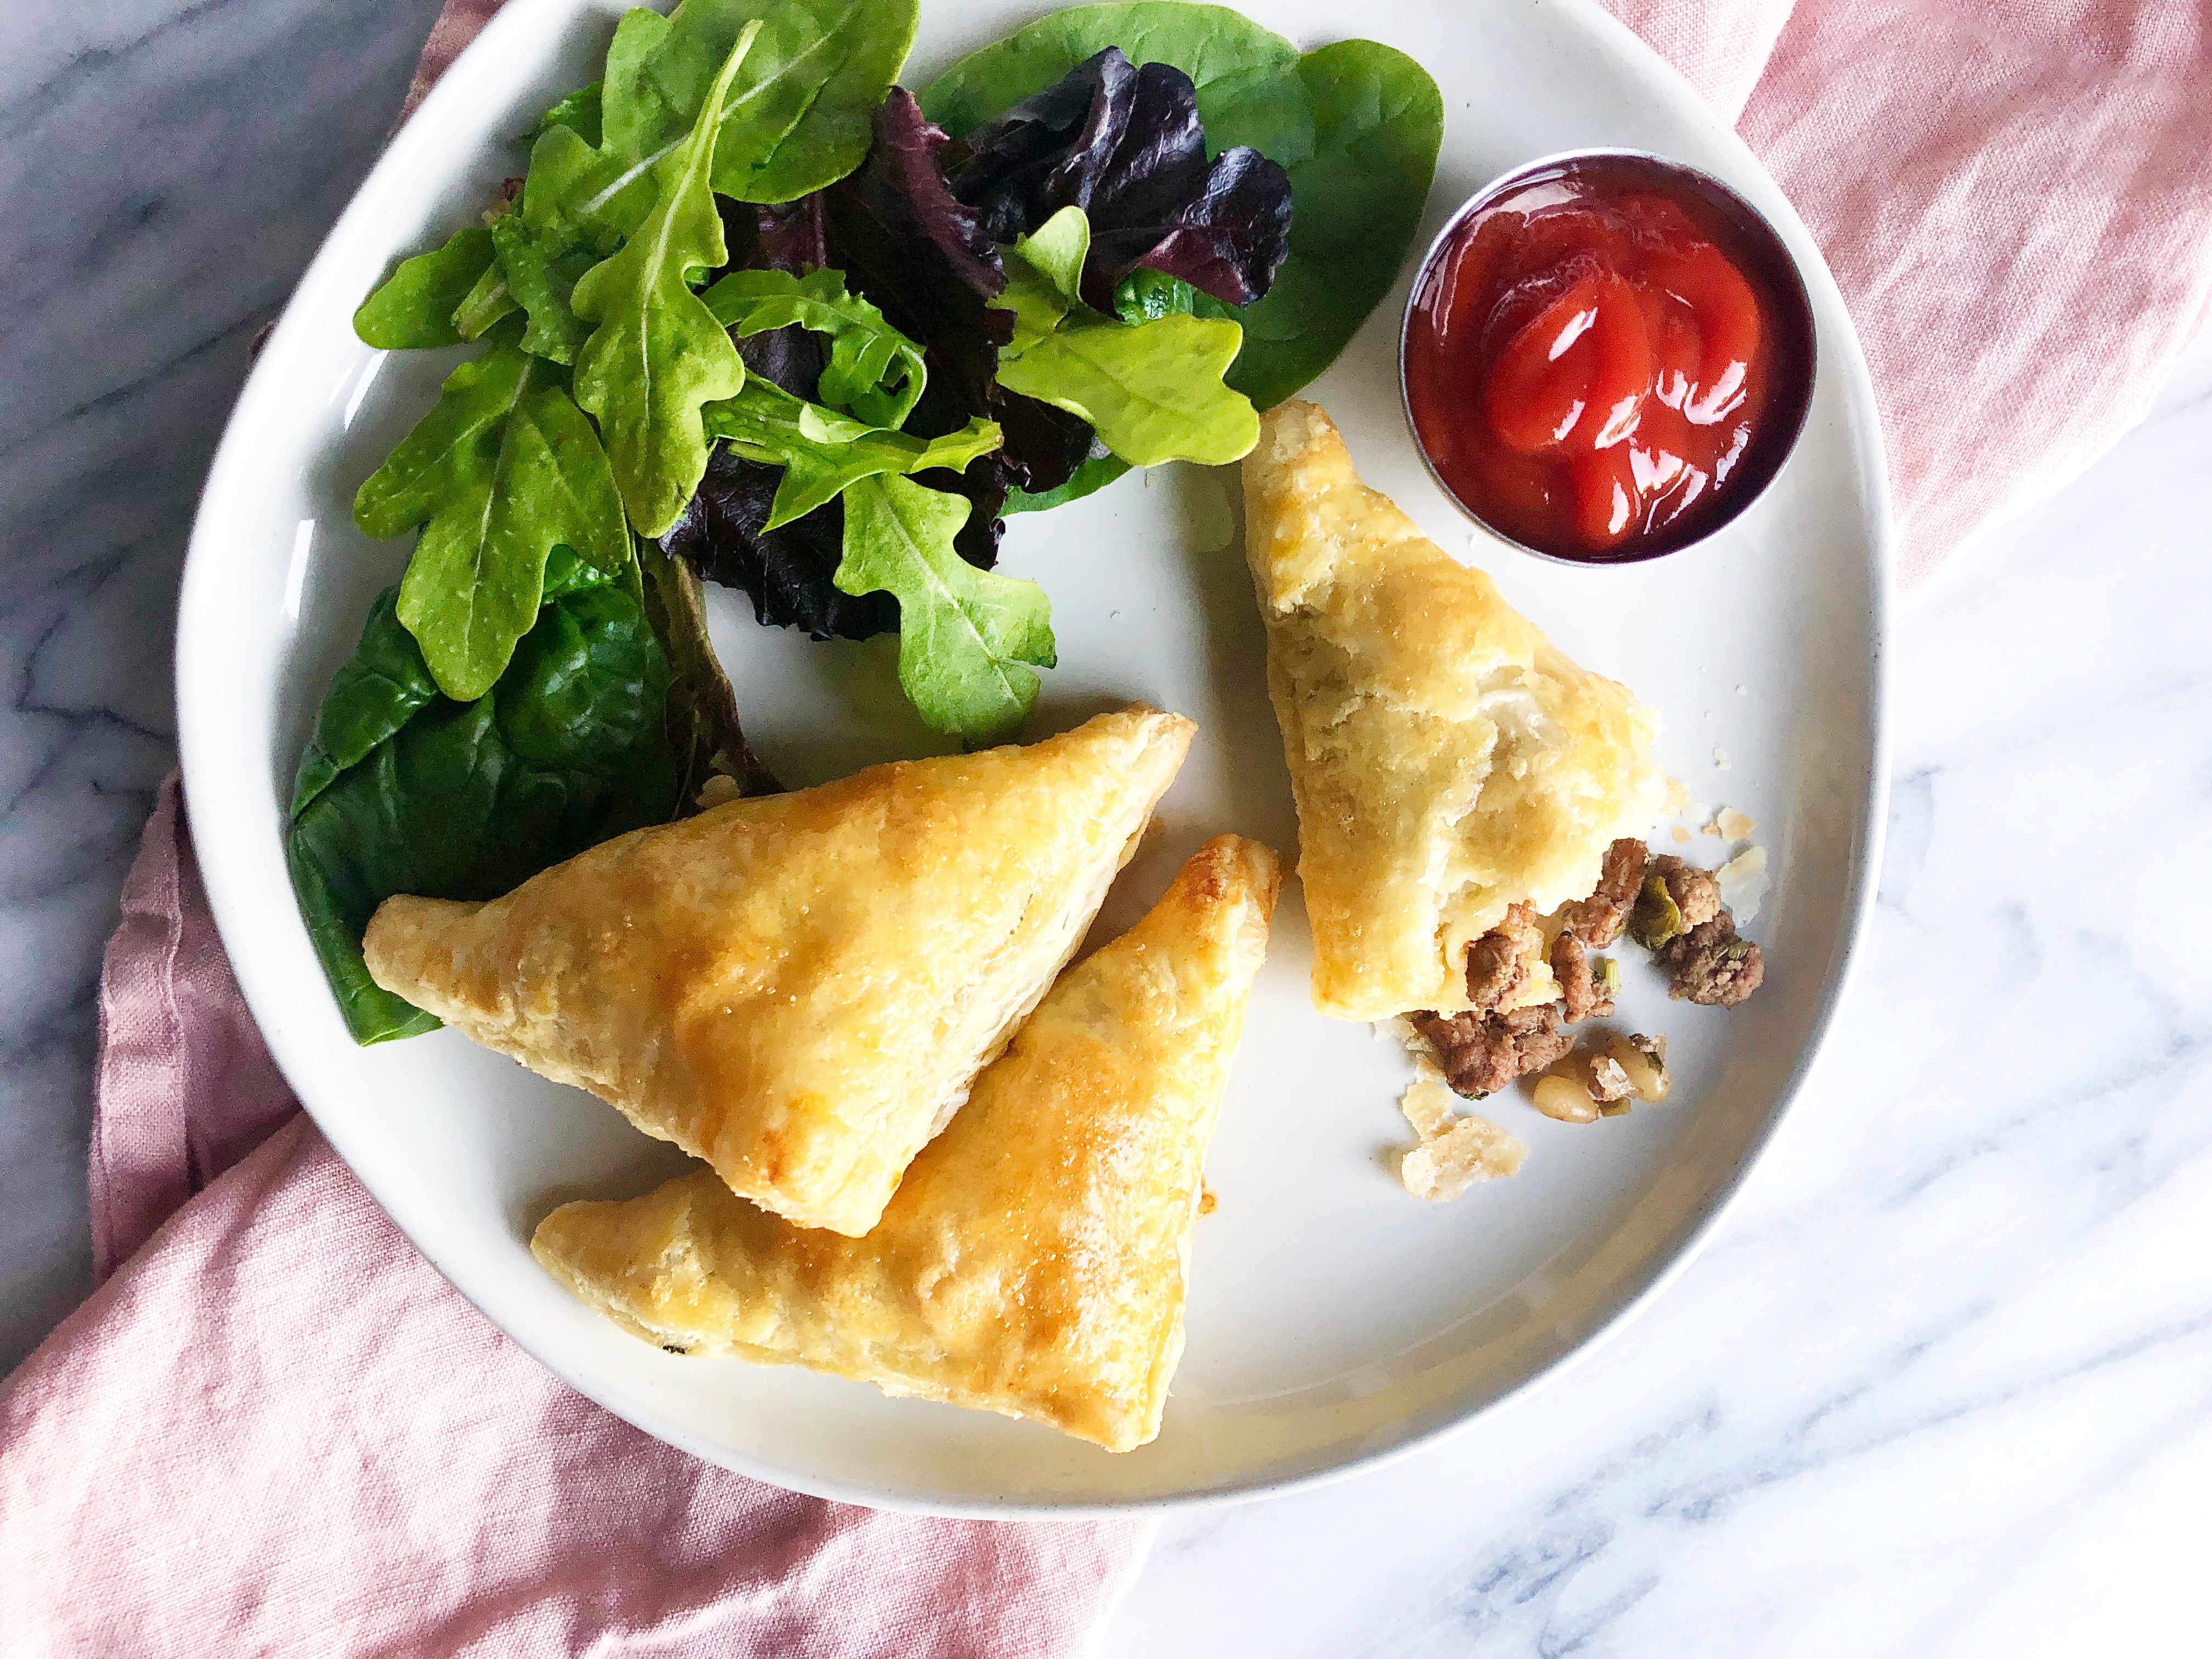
[702,268,927,428]
[353,346,629,701]
[997,307,1256,467]
[833,473,1054,741]
[702,380,1000,528]
[922,4,1442,409]
[572,26,756,538]
[354,227,497,350]
[1002,453,1128,515]
[287,574,678,1045]
[1195,40,1444,409]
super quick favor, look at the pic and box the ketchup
[1403,155,1812,562]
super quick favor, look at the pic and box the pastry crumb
[1713,747,1731,770]
[1398,1077,1455,1139]
[1397,1079,1527,1199]
[1662,774,1691,814]
[1670,825,1692,844]
[1198,1183,1217,1216]
[1706,806,1757,841]
[695,774,742,810]
[1717,844,1770,924]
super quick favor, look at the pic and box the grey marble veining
[5,1,2212,1651]
[0,0,443,1368]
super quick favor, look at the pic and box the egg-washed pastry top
[1242,400,1666,1023]
[532,834,1283,1453]
[363,706,1193,1237]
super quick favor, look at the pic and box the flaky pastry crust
[532,836,1283,1452]
[1241,401,1664,1021]
[364,707,1193,1235]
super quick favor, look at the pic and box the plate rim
[176,0,1894,1517]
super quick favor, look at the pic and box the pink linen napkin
[0,777,1153,1656]
[1602,0,2212,589]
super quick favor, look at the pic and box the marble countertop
[5,0,2208,1651]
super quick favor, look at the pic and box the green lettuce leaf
[353,346,629,701]
[702,267,927,428]
[287,571,678,1044]
[833,474,1054,742]
[702,380,1000,528]
[354,227,498,350]
[994,205,1089,353]
[571,26,756,538]
[922,3,1442,409]
[997,311,1256,467]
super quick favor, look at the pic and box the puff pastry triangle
[364,706,1193,1235]
[1242,400,1666,1022]
[531,834,1283,1453]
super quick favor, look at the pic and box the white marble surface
[4,0,2210,1651]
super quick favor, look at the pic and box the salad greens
[571,26,758,538]
[833,475,1056,737]
[354,346,629,702]
[922,2,1443,409]
[703,381,1000,528]
[290,554,679,1043]
[703,268,927,428]
[353,227,496,350]
[315,0,1442,1041]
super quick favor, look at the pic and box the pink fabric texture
[0,780,1153,1656]
[1603,0,2212,588]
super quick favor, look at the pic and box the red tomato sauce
[1403,155,1812,562]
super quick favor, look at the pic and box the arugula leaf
[452,246,521,342]
[833,474,1054,741]
[702,268,927,428]
[703,380,1000,528]
[489,213,596,365]
[528,82,604,147]
[287,574,678,1043]
[922,4,1442,409]
[572,25,756,538]
[354,346,629,701]
[997,311,1256,467]
[354,227,496,349]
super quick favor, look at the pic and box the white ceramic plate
[178,0,1890,1514]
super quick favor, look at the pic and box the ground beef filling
[1463,913,1532,1013]
[1410,1005,1574,1099]
[1561,838,1647,947]
[1550,931,1613,1023]
[1662,914,1765,1007]
[1649,854,1722,928]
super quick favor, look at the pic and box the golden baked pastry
[1242,400,1666,1022]
[364,706,1194,1236]
[532,834,1283,1453]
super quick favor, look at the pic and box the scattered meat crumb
[1663,916,1765,1006]
[1651,854,1723,928]
[1410,1003,1573,1098]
